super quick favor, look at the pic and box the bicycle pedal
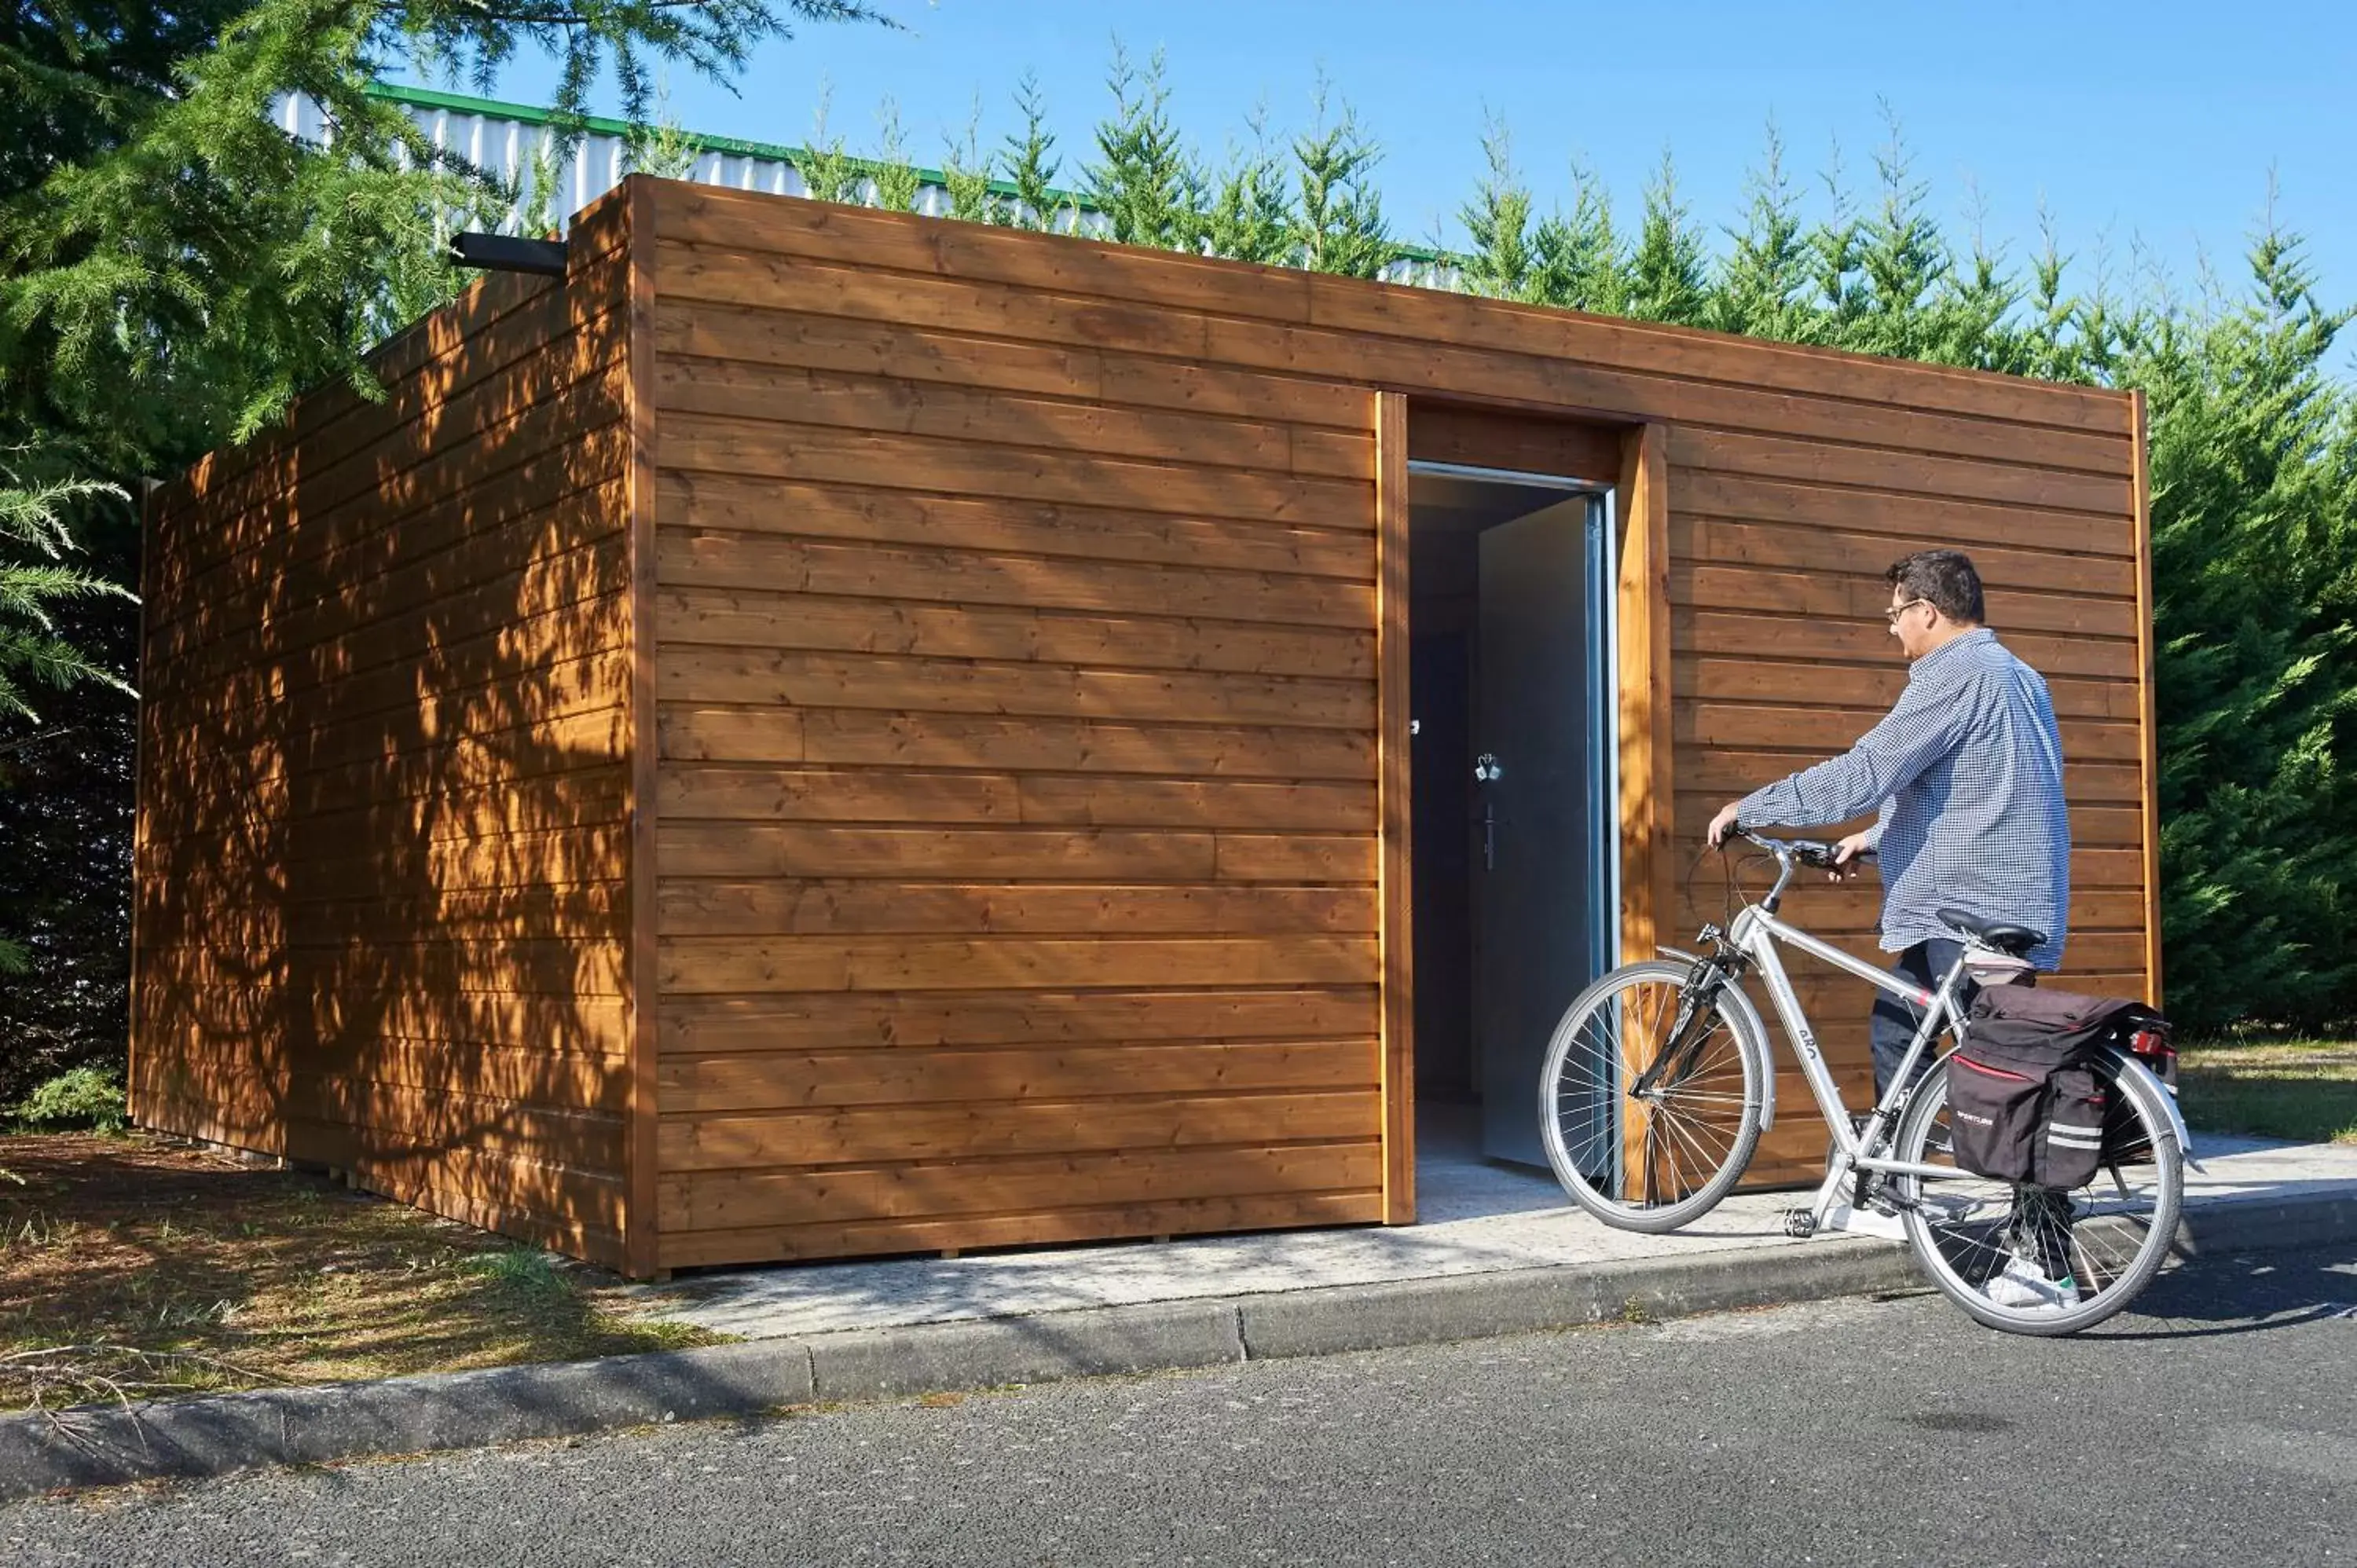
[1780,1207,1817,1239]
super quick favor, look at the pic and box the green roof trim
[367,80,1098,211]
[365,80,1446,266]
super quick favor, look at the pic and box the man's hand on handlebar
[1830,830,1877,875]
[1705,802,1879,881]
[1828,830,1876,881]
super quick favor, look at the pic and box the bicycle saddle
[1937,907,2044,955]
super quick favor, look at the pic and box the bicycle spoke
[1540,966,1761,1224]
[1898,1053,2181,1334]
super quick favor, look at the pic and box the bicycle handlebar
[1734,827,1876,870]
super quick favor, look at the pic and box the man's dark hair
[1885,549,1985,625]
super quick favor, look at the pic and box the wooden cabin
[130,176,2161,1277]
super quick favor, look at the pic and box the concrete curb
[5,1187,2352,1502]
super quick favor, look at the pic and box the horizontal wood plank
[660,704,1378,782]
[662,411,1371,529]
[1672,608,2139,683]
[656,513,1375,629]
[654,1188,1381,1268]
[658,934,1375,993]
[660,1087,1382,1169]
[658,765,1374,832]
[659,987,1376,1053]
[660,647,1373,731]
[658,1139,1380,1230]
[657,879,1375,936]
[658,1040,1376,1113]
[656,470,1374,579]
[652,297,1376,430]
[657,816,1376,891]
[655,354,1372,481]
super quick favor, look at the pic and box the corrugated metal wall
[280,87,1456,288]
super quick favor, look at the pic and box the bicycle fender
[1659,948,1776,1133]
[2102,1047,2201,1171]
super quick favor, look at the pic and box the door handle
[1474,753,1500,871]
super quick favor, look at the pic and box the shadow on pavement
[2099,1242,2357,1340]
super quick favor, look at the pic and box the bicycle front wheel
[1538,960,1768,1233]
[1895,1053,2183,1336]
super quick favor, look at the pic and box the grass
[0,1131,725,1413]
[2176,1038,2357,1147]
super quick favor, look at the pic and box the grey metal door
[1474,496,1608,1165]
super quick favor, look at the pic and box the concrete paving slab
[636,1127,2357,1343]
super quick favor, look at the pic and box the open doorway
[1406,458,1618,1171]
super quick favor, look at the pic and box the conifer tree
[624,84,703,180]
[1458,119,1536,299]
[1841,111,1951,357]
[0,0,892,1113]
[1527,162,1624,313]
[2,0,885,474]
[1086,42,1205,251]
[0,471,133,724]
[2128,216,2357,1031]
[1806,138,1869,329]
[1203,106,1294,266]
[515,131,569,238]
[999,73,1069,233]
[797,85,866,204]
[1714,124,1810,339]
[869,98,925,213]
[1622,152,1706,324]
[940,101,999,225]
[1934,183,2023,372]
[1289,86,1396,278]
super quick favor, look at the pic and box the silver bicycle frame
[1721,842,1985,1230]
[1680,832,2198,1237]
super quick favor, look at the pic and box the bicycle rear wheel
[1894,1053,2183,1335]
[1538,960,1768,1233]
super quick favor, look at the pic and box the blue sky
[394,1,2356,331]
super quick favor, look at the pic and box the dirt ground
[0,1132,719,1413]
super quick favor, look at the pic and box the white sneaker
[1822,1201,1908,1241]
[1982,1255,2081,1311]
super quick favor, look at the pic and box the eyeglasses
[1883,598,1930,626]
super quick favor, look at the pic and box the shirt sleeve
[1736,678,1968,831]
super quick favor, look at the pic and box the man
[1704,549,2071,1098]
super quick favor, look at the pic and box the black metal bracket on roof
[449,233,567,278]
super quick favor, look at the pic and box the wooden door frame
[2128,390,2164,1009]
[1615,423,1673,969]
[1373,397,1673,1224]
[1615,423,1673,1203]
[1374,392,1415,1223]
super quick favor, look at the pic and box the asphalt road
[7,1245,2355,1567]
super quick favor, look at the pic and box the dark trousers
[1870,939,1978,1099]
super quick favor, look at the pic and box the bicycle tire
[1894,1052,2183,1336]
[1538,959,1769,1233]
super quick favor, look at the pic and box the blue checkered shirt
[1736,628,2071,969]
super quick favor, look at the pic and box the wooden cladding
[646,184,1386,1269]
[131,194,640,1267]
[134,175,2154,1275]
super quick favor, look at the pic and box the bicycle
[1537,830,2190,1336]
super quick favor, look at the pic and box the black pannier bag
[1948,988,2171,1188]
